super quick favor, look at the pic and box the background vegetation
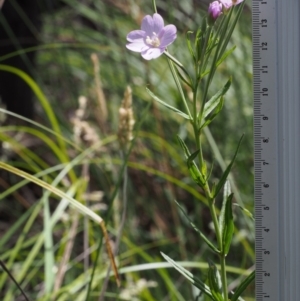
[0,0,254,300]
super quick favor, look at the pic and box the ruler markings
[253,0,281,300]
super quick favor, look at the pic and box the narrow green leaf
[188,149,200,163]
[200,96,224,129]
[222,193,234,255]
[0,162,103,224]
[196,18,208,60]
[186,31,196,62]
[230,271,255,301]
[206,159,215,182]
[175,65,193,87]
[200,39,229,78]
[177,136,206,187]
[233,204,255,221]
[208,260,224,301]
[177,135,192,160]
[0,65,67,165]
[213,134,244,198]
[223,180,232,201]
[175,201,220,253]
[200,67,212,78]
[219,180,231,236]
[202,78,231,119]
[163,51,193,86]
[44,196,55,293]
[195,27,202,46]
[146,88,191,120]
[161,252,216,300]
[216,46,236,67]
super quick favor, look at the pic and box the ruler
[253,0,300,300]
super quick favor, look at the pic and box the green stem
[207,180,228,301]
[192,101,227,300]
[192,114,222,251]
[220,253,229,301]
[207,199,221,246]
[152,0,157,13]
[202,153,227,301]
[192,88,204,171]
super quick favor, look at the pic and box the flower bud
[208,1,223,23]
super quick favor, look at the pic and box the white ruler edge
[253,0,300,300]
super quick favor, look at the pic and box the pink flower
[126,13,177,60]
[208,1,223,21]
[219,0,244,10]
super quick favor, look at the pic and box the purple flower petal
[219,0,244,9]
[219,0,232,9]
[159,25,177,48]
[127,30,145,42]
[141,13,164,37]
[233,0,244,5]
[141,47,164,60]
[126,41,149,53]
[141,15,154,36]
[152,13,164,34]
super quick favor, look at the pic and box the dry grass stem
[99,220,120,287]
[72,96,100,146]
[91,53,108,132]
[118,86,135,149]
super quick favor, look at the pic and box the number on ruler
[261,19,267,27]
[261,42,268,50]
[262,88,268,96]
[263,137,269,143]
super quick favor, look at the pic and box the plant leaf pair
[208,260,224,301]
[201,97,225,129]
[177,136,206,187]
[200,78,231,129]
